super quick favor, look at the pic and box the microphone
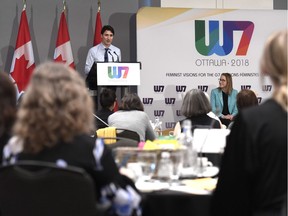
[108,51,114,62]
[113,51,120,62]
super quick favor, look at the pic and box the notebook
[193,129,230,153]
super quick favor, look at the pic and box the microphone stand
[108,51,115,62]
[113,51,120,62]
[93,113,110,127]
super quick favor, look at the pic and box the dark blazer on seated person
[3,134,141,216]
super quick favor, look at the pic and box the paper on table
[182,178,218,191]
[169,185,211,195]
[168,178,218,194]
[135,180,170,192]
[181,166,219,178]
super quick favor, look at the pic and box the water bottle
[180,120,198,172]
[154,117,162,137]
[157,151,173,181]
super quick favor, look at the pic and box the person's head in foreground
[260,29,287,111]
[0,72,17,138]
[14,62,95,153]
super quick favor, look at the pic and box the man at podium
[85,25,121,73]
[85,25,121,111]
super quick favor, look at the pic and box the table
[142,190,212,216]
[136,177,217,216]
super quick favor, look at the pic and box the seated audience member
[210,30,287,216]
[108,92,156,141]
[210,73,238,127]
[173,89,221,136]
[3,62,141,216]
[228,89,258,128]
[204,92,225,129]
[96,88,116,129]
[236,89,258,110]
[0,72,17,162]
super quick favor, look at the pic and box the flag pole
[63,0,67,12]
[98,0,101,12]
[22,0,26,10]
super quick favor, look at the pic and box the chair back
[116,128,140,142]
[96,127,117,144]
[97,127,140,144]
[0,161,98,216]
[101,137,139,149]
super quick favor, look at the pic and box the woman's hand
[222,114,233,120]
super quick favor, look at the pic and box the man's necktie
[104,48,109,62]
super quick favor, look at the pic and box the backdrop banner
[136,7,287,130]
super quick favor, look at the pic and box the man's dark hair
[99,88,116,109]
[101,25,115,35]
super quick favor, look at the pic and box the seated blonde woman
[3,62,141,216]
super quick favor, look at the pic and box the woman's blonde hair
[14,62,95,153]
[260,30,287,111]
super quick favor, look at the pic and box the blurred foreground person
[211,30,287,216]
[0,72,17,161]
[3,62,141,216]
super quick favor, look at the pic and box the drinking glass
[137,151,157,181]
[170,150,184,183]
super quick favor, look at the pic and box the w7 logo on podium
[108,66,129,79]
[97,62,140,86]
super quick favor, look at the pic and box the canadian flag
[93,10,102,46]
[54,11,75,68]
[10,8,35,94]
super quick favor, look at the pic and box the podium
[96,62,141,86]
[86,62,141,111]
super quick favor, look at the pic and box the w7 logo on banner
[154,110,165,117]
[142,98,153,104]
[241,85,251,90]
[198,85,208,92]
[262,85,272,92]
[165,122,176,129]
[165,98,176,105]
[108,66,129,79]
[154,85,165,92]
[176,86,186,92]
[195,20,254,56]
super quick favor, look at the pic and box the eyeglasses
[219,79,226,82]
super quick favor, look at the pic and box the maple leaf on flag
[10,9,35,93]
[54,55,67,64]
[11,55,33,92]
[54,11,75,69]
